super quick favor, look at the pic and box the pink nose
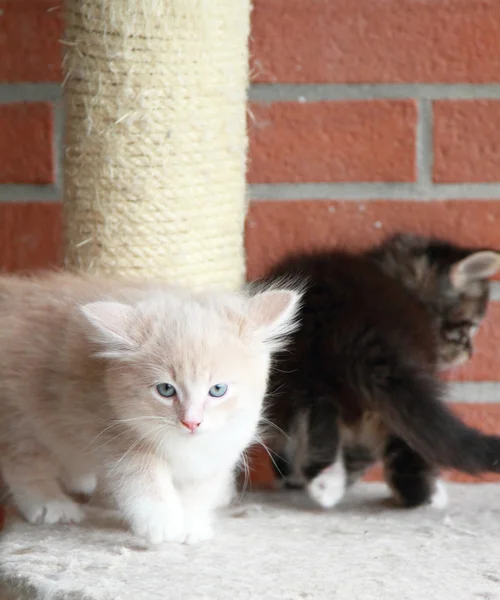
[181,419,202,432]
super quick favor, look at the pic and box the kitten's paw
[183,518,214,545]
[16,495,85,525]
[429,480,448,509]
[307,463,346,509]
[130,500,184,544]
[63,473,98,498]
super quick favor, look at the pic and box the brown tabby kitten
[261,234,500,510]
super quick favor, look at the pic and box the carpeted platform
[1,483,499,600]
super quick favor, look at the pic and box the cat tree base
[1,483,499,600]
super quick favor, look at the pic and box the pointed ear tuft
[80,301,138,358]
[450,251,500,289]
[246,288,302,350]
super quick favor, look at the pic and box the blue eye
[209,383,228,398]
[156,383,176,398]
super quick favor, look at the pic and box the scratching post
[62,0,250,290]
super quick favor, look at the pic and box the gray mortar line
[447,382,500,404]
[249,83,500,102]
[7,181,500,204]
[248,183,500,201]
[0,84,61,104]
[0,185,60,202]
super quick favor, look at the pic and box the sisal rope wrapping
[62,0,250,290]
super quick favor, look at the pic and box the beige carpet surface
[1,483,499,600]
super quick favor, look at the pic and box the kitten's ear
[80,301,138,357]
[246,289,302,349]
[450,251,500,288]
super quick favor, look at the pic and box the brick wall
[0,1,63,271]
[1,0,500,483]
[246,0,500,485]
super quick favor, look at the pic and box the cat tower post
[62,0,250,291]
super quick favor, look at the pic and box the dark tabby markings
[261,233,500,509]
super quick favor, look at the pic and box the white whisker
[107,425,165,476]
[254,434,285,478]
[237,451,251,502]
[87,428,132,454]
[85,422,123,450]
[114,417,169,424]
[85,416,168,453]
[260,417,290,441]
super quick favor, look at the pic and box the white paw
[16,495,85,525]
[429,480,448,509]
[130,499,184,544]
[63,473,98,497]
[183,518,214,545]
[307,462,346,509]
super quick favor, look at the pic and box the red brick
[249,404,500,487]
[246,200,500,280]
[0,1,63,82]
[0,203,62,273]
[248,101,416,183]
[0,103,54,184]
[251,0,500,83]
[434,101,500,183]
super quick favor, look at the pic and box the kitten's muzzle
[181,419,202,432]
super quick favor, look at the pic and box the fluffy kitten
[261,235,500,510]
[0,273,300,544]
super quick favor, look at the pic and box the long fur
[374,364,500,473]
[261,234,500,509]
[0,272,301,543]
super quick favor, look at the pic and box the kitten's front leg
[307,453,347,509]
[180,470,234,545]
[108,456,184,544]
[2,438,85,525]
[61,466,98,501]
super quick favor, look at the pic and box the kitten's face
[436,288,486,369]
[373,233,500,370]
[81,288,300,441]
[105,315,269,438]
[432,263,487,369]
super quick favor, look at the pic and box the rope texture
[63,0,250,290]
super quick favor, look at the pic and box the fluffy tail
[375,366,500,473]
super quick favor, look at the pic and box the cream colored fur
[0,273,300,545]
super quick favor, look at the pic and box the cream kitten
[0,273,300,544]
